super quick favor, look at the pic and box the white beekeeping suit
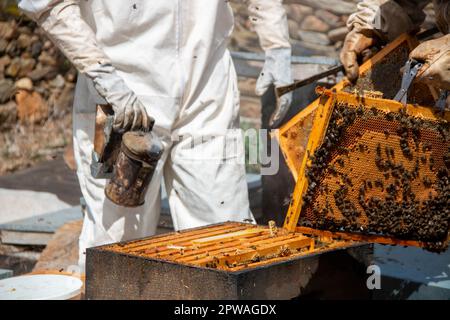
[17,0,292,269]
[341,0,450,89]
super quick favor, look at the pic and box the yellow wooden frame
[283,87,450,234]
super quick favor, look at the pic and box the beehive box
[86,222,367,300]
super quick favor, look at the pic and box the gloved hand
[87,65,154,132]
[409,35,450,91]
[256,48,293,128]
[340,29,379,82]
[18,0,153,132]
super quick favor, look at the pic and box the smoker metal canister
[105,131,164,207]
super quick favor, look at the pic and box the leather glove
[256,48,293,128]
[18,0,153,132]
[410,35,450,91]
[340,29,379,82]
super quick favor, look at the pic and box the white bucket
[0,274,83,300]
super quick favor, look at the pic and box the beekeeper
[340,0,450,90]
[18,0,292,268]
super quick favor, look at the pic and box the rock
[38,50,57,66]
[328,27,349,43]
[17,26,32,35]
[296,0,356,15]
[18,58,37,77]
[288,19,302,41]
[49,74,66,89]
[286,4,313,22]
[15,78,33,91]
[316,9,342,28]
[15,90,49,124]
[28,65,58,81]
[297,30,331,46]
[17,33,32,49]
[5,57,20,77]
[5,39,19,56]
[341,15,349,24]
[0,38,8,54]
[63,141,77,171]
[0,55,11,76]
[0,79,14,104]
[6,57,37,79]
[31,41,43,58]
[300,15,330,33]
[53,83,74,117]
[43,40,52,50]
[292,40,336,57]
[65,68,77,83]
[0,101,17,130]
[0,21,16,41]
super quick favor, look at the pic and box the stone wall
[231,0,436,57]
[0,10,74,173]
[0,16,76,129]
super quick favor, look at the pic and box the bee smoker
[105,130,163,207]
[91,105,163,207]
[91,105,123,179]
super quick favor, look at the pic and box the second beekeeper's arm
[341,0,431,82]
[17,0,152,131]
[246,0,292,128]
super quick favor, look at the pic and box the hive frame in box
[276,33,420,182]
[283,87,450,248]
[86,222,368,300]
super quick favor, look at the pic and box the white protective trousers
[18,0,291,269]
[74,1,254,269]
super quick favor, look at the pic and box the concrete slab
[373,245,450,300]
[0,158,81,205]
[0,206,82,233]
[0,188,71,225]
[0,268,13,280]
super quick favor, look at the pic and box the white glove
[18,0,153,132]
[256,48,293,128]
[87,64,153,131]
[247,0,292,128]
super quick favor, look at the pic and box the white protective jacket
[18,0,291,269]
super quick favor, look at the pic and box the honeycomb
[298,101,450,251]
[279,35,436,179]
[279,106,316,179]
